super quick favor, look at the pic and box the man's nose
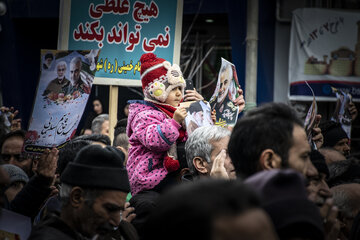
[318,188,332,199]
[9,156,17,164]
[109,211,122,227]
[305,161,318,178]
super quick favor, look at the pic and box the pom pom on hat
[140,53,186,104]
[164,155,180,172]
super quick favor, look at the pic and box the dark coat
[29,214,87,240]
[30,213,139,240]
[4,174,52,219]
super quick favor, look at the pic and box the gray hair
[56,61,67,70]
[185,125,231,175]
[220,62,233,80]
[91,114,109,135]
[70,56,82,67]
[113,133,129,150]
[60,183,103,206]
[331,183,360,219]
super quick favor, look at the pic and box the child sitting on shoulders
[126,53,188,196]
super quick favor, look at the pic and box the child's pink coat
[126,100,186,196]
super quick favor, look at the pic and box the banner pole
[109,85,118,144]
[245,0,259,111]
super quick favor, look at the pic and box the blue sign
[59,0,183,86]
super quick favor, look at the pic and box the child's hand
[211,109,216,124]
[174,107,187,124]
[184,89,204,101]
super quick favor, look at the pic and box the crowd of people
[0,53,359,240]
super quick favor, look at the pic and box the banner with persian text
[58,0,183,86]
[289,8,360,101]
[23,49,99,155]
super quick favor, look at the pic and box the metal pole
[245,0,259,111]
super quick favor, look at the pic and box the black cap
[321,121,348,147]
[310,150,330,178]
[61,145,130,192]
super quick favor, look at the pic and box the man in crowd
[113,133,130,166]
[319,147,346,165]
[245,169,325,240]
[143,179,278,240]
[308,150,332,207]
[0,130,32,176]
[327,157,360,187]
[331,183,360,239]
[43,61,70,97]
[185,125,236,180]
[91,114,109,137]
[2,164,28,202]
[3,148,59,219]
[30,145,132,239]
[320,121,350,156]
[228,102,317,179]
[228,102,341,239]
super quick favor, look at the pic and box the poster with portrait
[303,82,318,150]
[331,87,352,138]
[209,58,240,127]
[23,49,100,155]
[184,101,213,135]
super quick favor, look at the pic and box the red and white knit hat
[140,53,186,103]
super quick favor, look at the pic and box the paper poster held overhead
[23,49,100,156]
[209,58,240,127]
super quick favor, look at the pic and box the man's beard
[58,76,65,82]
[217,90,228,104]
[96,222,118,236]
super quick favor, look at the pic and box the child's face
[165,86,183,107]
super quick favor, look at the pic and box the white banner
[289,8,360,101]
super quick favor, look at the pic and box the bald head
[331,183,360,237]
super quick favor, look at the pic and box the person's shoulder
[63,77,70,84]
[30,215,77,240]
[137,107,165,118]
[48,78,58,84]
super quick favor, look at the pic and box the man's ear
[259,149,282,170]
[193,157,209,174]
[70,186,84,208]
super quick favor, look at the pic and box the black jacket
[4,174,52,219]
[30,213,139,240]
[29,214,87,240]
